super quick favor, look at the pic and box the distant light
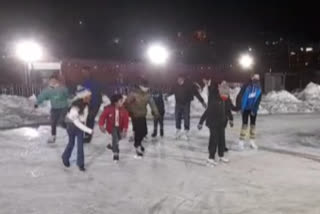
[79,20,83,25]
[290,52,296,55]
[113,38,120,44]
[146,43,169,65]
[248,47,252,52]
[239,54,254,70]
[305,62,309,66]
[300,47,304,52]
[15,40,43,62]
[306,47,313,52]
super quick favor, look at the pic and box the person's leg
[175,104,183,130]
[62,125,76,166]
[208,129,216,159]
[218,126,226,158]
[159,115,164,137]
[76,128,85,170]
[57,107,68,129]
[240,110,250,141]
[50,109,59,140]
[133,118,145,156]
[152,118,158,137]
[112,128,120,154]
[183,103,191,131]
[249,112,258,149]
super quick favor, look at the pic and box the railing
[0,84,43,97]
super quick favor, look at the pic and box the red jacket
[99,105,129,134]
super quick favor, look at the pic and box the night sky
[0,0,319,61]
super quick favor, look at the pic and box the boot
[151,130,157,138]
[219,157,230,163]
[238,140,245,151]
[249,139,258,150]
[175,129,182,140]
[113,153,119,162]
[106,144,113,150]
[79,166,86,172]
[160,129,164,138]
[47,135,56,143]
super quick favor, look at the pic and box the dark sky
[0,0,319,60]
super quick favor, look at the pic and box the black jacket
[152,91,165,116]
[169,82,205,105]
[199,91,234,128]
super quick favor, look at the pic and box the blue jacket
[82,79,102,107]
[241,83,262,113]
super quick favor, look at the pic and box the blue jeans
[62,124,85,168]
[50,108,68,136]
[175,103,191,130]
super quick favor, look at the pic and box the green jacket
[125,88,159,118]
[37,86,69,109]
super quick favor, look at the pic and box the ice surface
[1,115,320,213]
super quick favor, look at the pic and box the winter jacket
[199,91,234,128]
[169,82,205,105]
[82,79,102,107]
[125,88,160,118]
[236,82,262,113]
[99,105,129,134]
[152,91,165,116]
[66,105,92,134]
[36,86,69,109]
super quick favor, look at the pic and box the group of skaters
[34,66,262,171]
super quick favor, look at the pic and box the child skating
[35,74,69,143]
[99,94,129,162]
[198,84,230,167]
[62,87,93,172]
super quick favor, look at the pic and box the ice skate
[113,154,119,163]
[47,135,56,144]
[238,140,245,151]
[249,139,258,150]
[79,166,86,172]
[175,130,182,140]
[219,157,229,163]
[206,158,218,167]
[106,144,113,150]
[134,147,143,159]
[181,130,190,141]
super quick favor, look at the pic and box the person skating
[236,74,262,150]
[168,74,207,140]
[198,84,230,166]
[35,74,69,143]
[125,78,159,158]
[151,89,165,138]
[62,87,93,171]
[81,67,103,143]
[98,94,129,163]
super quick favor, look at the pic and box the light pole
[15,40,43,86]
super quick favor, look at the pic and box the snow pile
[298,82,320,101]
[260,90,312,114]
[0,95,49,128]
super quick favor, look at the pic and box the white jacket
[66,106,93,134]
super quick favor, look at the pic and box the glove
[99,126,106,133]
[34,104,38,109]
[197,124,203,130]
[202,102,207,109]
[229,120,234,128]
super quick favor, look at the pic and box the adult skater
[168,74,207,140]
[151,88,165,138]
[81,67,103,143]
[62,86,93,171]
[125,78,159,158]
[99,94,129,162]
[236,74,262,150]
[35,74,69,143]
[198,82,230,166]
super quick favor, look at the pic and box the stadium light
[15,40,43,62]
[146,43,169,65]
[239,54,254,70]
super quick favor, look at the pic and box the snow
[1,115,320,213]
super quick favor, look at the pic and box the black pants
[242,110,257,126]
[132,117,148,148]
[175,103,191,130]
[84,104,101,142]
[208,127,225,159]
[50,108,68,136]
[152,115,164,137]
[112,127,121,154]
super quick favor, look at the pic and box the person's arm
[253,93,262,114]
[193,85,206,106]
[122,109,130,131]
[36,88,50,105]
[68,107,93,134]
[226,98,234,121]
[199,108,208,125]
[98,107,109,128]
[148,96,160,118]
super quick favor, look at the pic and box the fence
[0,84,43,97]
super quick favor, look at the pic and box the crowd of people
[34,67,262,171]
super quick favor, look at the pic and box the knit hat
[72,85,92,102]
[138,77,149,87]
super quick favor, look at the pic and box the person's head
[48,75,59,88]
[111,94,123,108]
[138,78,149,92]
[251,74,260,84]
[202,74,212,86]
[74,86,92,104]
[81,66,91,79]
[177,75,185,85]
[218,81,230,101]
